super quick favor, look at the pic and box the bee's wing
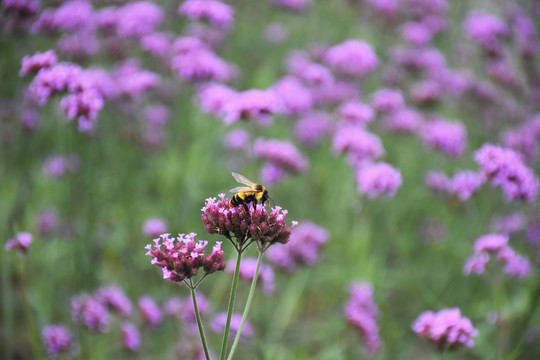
[231,172,257,187]
[230,186,260,194]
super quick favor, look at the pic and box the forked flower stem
[189,280,211,360]
[219,249,243,360]
[226,250,264,360]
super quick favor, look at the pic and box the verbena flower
[267,221,329,271]
[164,293,209,334]
[4,0,40,17]
[333,126,384,163]
[464,10,508,53]
[312,80,359,106]
[371,88,405,113]
[223,89,282,125]
[463,233,531,278]
[411,80,441,106]
[121,322,140,352]
[401,22,433,46]
[71,295,109,333]
[412,308,478,350]
[41,324,71,355]
[253,138,309,173]
[113,60,160,99]
[140,32,173,58]
[198,83,237,117]
[490,213,525,234]
[474,144,539,202]
[448,170,484,201]
[344,282,382,357]
[425,171,450,192]
[95,285,133,317]
[20,50,57,76]
[142,218,168,238]
[272,76,313,115]
[295,111,333,146]
[33,0,93,33]
[211,313,254,342]
[178,0,234,30]
[381,108,422,133]
[36,209,59,235]
[419,118,467,157]
[338,101,374,126]
[145,233,226,283]
[115,1,164,38]
[202,194,296,252]
[356,162,402,199]
[260,162,288,185]
[324,40,378,77]
[43,154,80,179]
[5,232,33,253]
[224,128,251,151]
[138,296,162,327]
[172,48,233,83]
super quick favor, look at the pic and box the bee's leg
[242,202,249,214]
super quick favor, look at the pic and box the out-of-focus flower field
[2,0,540,359]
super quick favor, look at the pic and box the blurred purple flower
[273,0,311,11]
[490,213,526,234]
[448,170,483,201]
[410,80,441,106]
[356,162,402,199]
[419,118,467,157]
[96,285,132,317]
[344,282,382,357]
[224,128,250,151]
[179,0,234,30]
[424,171,449,192]
[464,11,508,53]
[381,108,422,133]
[116,1,164,38]
[412,308,478,350]
[164,293,209,330]
[253,138,308,173]
[121,322,140,352]
[371,88,405,113]
[211,313,254,342]
[142,218,168,238]
[20,50,57,76]
[296,63,334,88]
[339,101,374,126]
[260,162,288,185]
[333,126,384,163]
[71,295,109,332]
[113,60,160,99]
[60,89,104,131]
[198,83,237,117]
[145,233,226,283]
[21,108,41,130]
[324,40,378,77]
[272,76,313,115]
[313,80,359,106]
[295,111,333,146]
[4,0,40,17]
[224,89,282,125]
[172,48,234,83]
[502,126,537,162]
[267,221,329,271]
[5,232,33,253]
[365,0,398,19]
[140,32,172,57]
[138,296,162,327]
[401,22,433,46]
[228,257,275,294]
[36,209,59,235]
[42,325,71,355]
[33,0,93,33]
[43,154,80,179]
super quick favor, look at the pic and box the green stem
[226,250,263,360]
[219,249,243,360]
[190,281,211,360]
[18,260,44,360]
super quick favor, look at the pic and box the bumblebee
[229,172,272,211]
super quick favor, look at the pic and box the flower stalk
[188,279,211,360]
[226,249,264,360]
[219,249,242,360]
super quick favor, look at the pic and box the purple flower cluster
[253,138,309,173]
[412,308,478,350]
[381,108,422,133]
[324,40,378,77]
[20,50,57,76]
[272,76,314,115]
[138,296,163,327]
[178,0,234,30]
[5,232,33,253]
[113,60,160,99]
[474,144,539,202]
[171,45,234,83]
[33,0,93,33]
[223,89,282,125]
[144,233,226,283]
[198,82,237,118]
[344,282,382,357]
[356,162,403,199]
[295,111,333,146]
[266,221,329,271]
[43,154,80,179]
[463,233,530,278]
[95,285,133,317]
[419,118,467,157]
[164,293,209,334]
[201,194,296,250]
[333,126,384,164]
[339,101,375,126]
[142,217,168,238]
[447,170,484,201]
[71,295,109,332]
[121,322,141,351]
[41,325,71,355]
[464,11,508,54]
[371,88,405,113]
